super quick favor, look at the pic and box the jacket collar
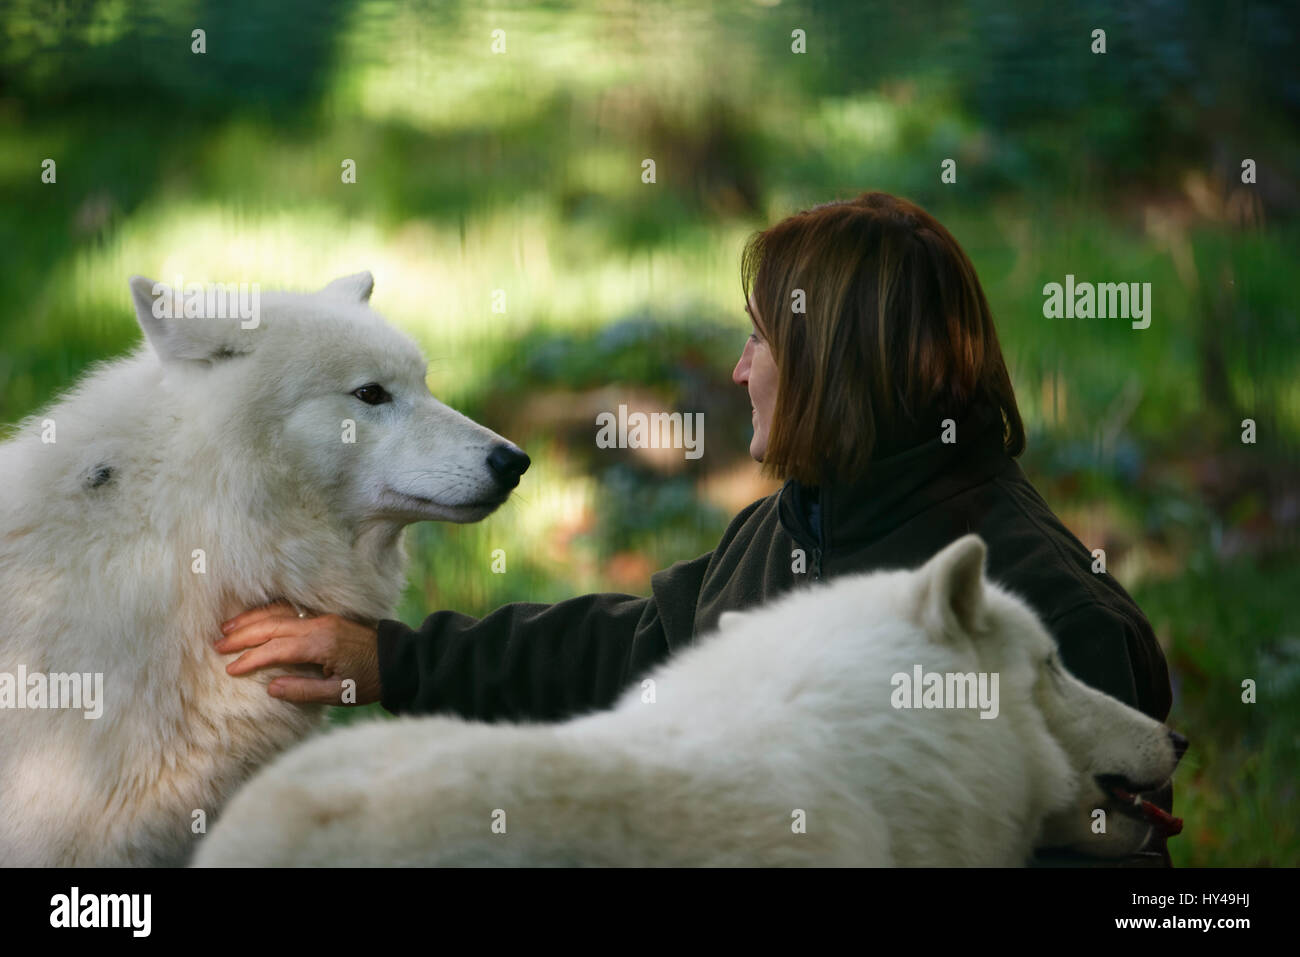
[777,401,1013,553]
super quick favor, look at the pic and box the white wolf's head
[128,272,529,530]
[913,536,1188,858]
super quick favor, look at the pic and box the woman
[216,191,1173,859]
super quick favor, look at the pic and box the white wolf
[194,535,1186,867]
[0,272,529,866]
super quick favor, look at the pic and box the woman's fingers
[216,611,381,706]
[219,600,299,635]
[225,634,319,676]
[215,614,303,653]
[267,676,346,704]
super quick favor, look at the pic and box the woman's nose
[732,342,750,385]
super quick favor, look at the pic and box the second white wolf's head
[711,534,1188,862]
[128,272,529,530]
[908,536,1188,857]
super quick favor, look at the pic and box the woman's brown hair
[740,191,1025,486]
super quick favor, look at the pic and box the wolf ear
[130,276,254,363]
[916,534,989,639]
[321,271,374,303]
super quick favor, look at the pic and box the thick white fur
[0,273,518,865]
[194,535,1184,867]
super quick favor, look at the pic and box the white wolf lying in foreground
[195,535,1186,867]
[0,272,529,866]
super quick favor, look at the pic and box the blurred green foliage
[1,0,1297,865]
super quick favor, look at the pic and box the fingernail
[268,683,283,698]
[220,620,234,633]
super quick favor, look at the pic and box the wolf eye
[351,383,391,405]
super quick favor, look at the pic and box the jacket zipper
[809,485,827,582]
[786,480,827,582]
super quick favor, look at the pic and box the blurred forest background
[1,0,1297,865]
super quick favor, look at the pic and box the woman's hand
[215,602,382,706]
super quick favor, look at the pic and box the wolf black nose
[487,444,530,489]
[1169,730,1189,761]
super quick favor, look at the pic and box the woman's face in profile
[733,294,778,463]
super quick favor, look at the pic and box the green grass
[1135,554,1300,866]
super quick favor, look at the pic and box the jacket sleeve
[376,550,713,723]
